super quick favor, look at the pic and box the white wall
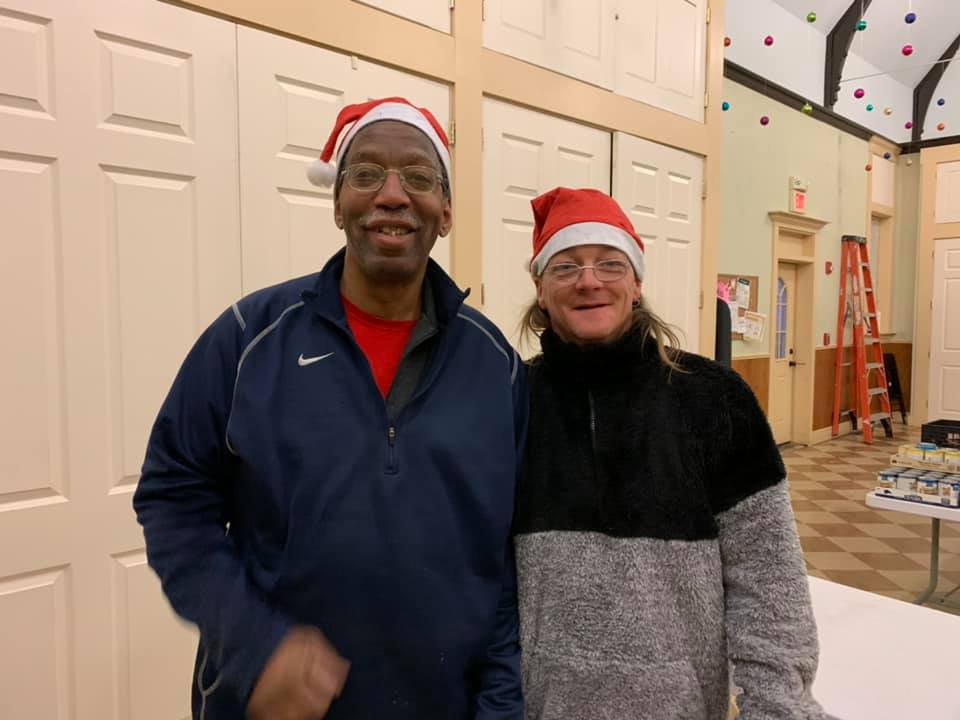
[835,53,914,144]
[725,0,824,102]
[923,60,959,139]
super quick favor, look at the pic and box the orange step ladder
[831,234,893,444]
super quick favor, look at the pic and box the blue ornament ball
[905,12,917,24]
[938,98,946,106]
[722,101,730,111]
[883,152,891,160]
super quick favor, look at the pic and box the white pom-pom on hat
[307,159,337,187]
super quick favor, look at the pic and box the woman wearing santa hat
[512,187,824,719]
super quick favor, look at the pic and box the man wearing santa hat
[135,98,526,719]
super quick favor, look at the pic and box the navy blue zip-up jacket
[134,250,527,719]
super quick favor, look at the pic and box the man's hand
[247,626,350,720]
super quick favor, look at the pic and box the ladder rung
[864,338,878,345]
[866,362,883,369]
[841,362,853,367]
[861,263,870,268]
[865,287,873,292]
[866,312,877,318]
[868,387,887,396]
[868,412,890,422]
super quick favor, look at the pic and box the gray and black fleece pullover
[514,328,824,720]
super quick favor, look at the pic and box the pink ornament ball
[764,35,774,47]
[760,115,770,126]
[938,122,946,131]
[905,121,913,130]
[854,88,865,99]
[902,44,914,56]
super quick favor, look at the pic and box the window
[775,277,788,360]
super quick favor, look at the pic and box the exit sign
[790,189,807,213]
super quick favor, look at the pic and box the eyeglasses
[340,162,443,194]
[542,259,631,285]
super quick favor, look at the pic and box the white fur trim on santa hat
[336,102,452,190]
[306,159,338,187]
[531,222,644,280]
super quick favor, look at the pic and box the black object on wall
[715,298,732,367]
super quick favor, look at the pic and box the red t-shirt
[342,294,418,399]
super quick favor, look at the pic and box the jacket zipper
[386,425,398,474]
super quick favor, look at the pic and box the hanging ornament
[760,115,770,126]
[866,104,874,111]
[865,163,873,172]
[857,19,867,31]
[764,35,774,47]
[938,122,946,131]
[938,98,946,106]
[905,12,917,24]
[884,107,893,116]
[906,158,914,166]
[724,36,731,47]
[905,121,914,129]
[801,103,813,115]
[854,88,865,99]
[807,11,817,23]
[883,152,892,160]
[722,101,730,111]
[902,44,914,56]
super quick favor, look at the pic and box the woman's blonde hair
[519,293,686,372]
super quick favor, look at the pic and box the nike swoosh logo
[298,352,334,366]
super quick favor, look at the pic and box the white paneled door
[481,98,611,354]
[612,132,703,352]
[929,238,960,421]
[0,1,239,718]
[238,25,452,294]
[483,0,616,89]
[614,0,707,121]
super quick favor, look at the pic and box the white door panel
[770,264,797,443]
[930,238,960,421]
[936,161,960,223]
[482,98,610,354]
[238,26,452,294]
[614,0,706,122]
[0,0,237,717]
[612,132,702,352]
[353,0,450,32]
[484,0,615,89]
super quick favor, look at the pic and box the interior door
[0,1,239,718]
[612,131,703,352]
[481,98,611,354]
[770,264,797,443]
[238,25,452,294]
[929,237,960,421]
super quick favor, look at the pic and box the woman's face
[536,244,642,345]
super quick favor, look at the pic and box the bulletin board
[718,274,759,340]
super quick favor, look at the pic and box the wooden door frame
[914,144,960,424]
[768,212,828,445]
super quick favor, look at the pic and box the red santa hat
[529,187,645,280]
[306,97,452,191]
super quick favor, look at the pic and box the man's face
[334,121,452,286]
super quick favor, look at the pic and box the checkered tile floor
[783,425,960,615]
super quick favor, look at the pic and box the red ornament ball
[760,115,770,126]
[902,44,914,56]
[905,121,914,130]
[724,36,731,47]
[764,35,774,47]
[865,164,873,172]
[938,122,946,131]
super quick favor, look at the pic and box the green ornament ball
[857,19,867,31]
[801,103,813,115]
[807,11,817,23]
[866,104,874,112]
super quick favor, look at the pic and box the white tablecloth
[808,576,960,719]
